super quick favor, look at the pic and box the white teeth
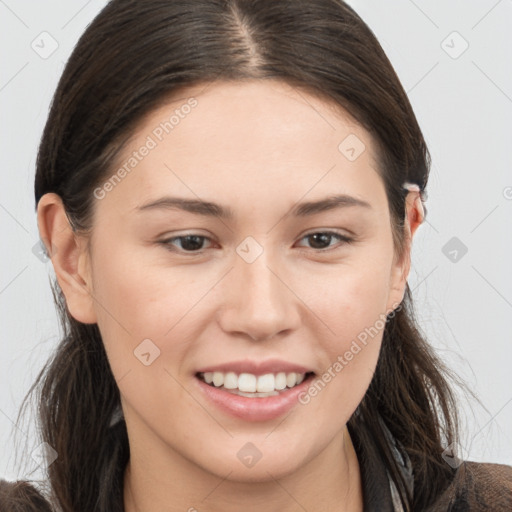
[275,372,287,390]
[199,371,309,393]
[256,373,275,393]
[238,373,257,392]
[212,371,224,387]
[223,372,238,389]
[286,373,297,388]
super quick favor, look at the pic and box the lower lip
[195,374,315,422]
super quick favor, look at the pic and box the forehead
[100,79,387,216]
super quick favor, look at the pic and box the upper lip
[195,359,314,376]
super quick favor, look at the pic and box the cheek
[300,246,394,344]
[91,236,208,322]
[88,242,210,379]
[88,245,208,428]
[296,291,387,432]
[296,248,393,407]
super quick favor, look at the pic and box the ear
[37,193,97,324]
[386,191,424,310]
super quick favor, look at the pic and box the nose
[217,249,301,342]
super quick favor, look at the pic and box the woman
[1,0,511,510]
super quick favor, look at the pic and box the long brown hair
[8,0,459,510]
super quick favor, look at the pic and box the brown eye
[297,232,353,250]
[161,234,212,252]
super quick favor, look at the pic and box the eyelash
[159,231,354,255]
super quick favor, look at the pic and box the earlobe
[37,193,97,324]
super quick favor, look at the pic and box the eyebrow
[136,194,372,219]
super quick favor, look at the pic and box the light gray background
[1,0,511,481]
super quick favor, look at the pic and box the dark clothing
[349,421,512,511]
[426,462,512,511]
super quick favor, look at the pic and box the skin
[37,79,423,512]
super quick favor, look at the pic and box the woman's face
[65,80,410,481]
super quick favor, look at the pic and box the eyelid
[299,228,354,240]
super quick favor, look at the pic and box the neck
[123,425,363,512]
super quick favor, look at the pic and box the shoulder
[427,461,512,511]
[0,479,53,512]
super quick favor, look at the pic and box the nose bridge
[219,241,298,341]
[243,251,280,305]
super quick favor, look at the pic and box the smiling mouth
[196,371,315,398]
